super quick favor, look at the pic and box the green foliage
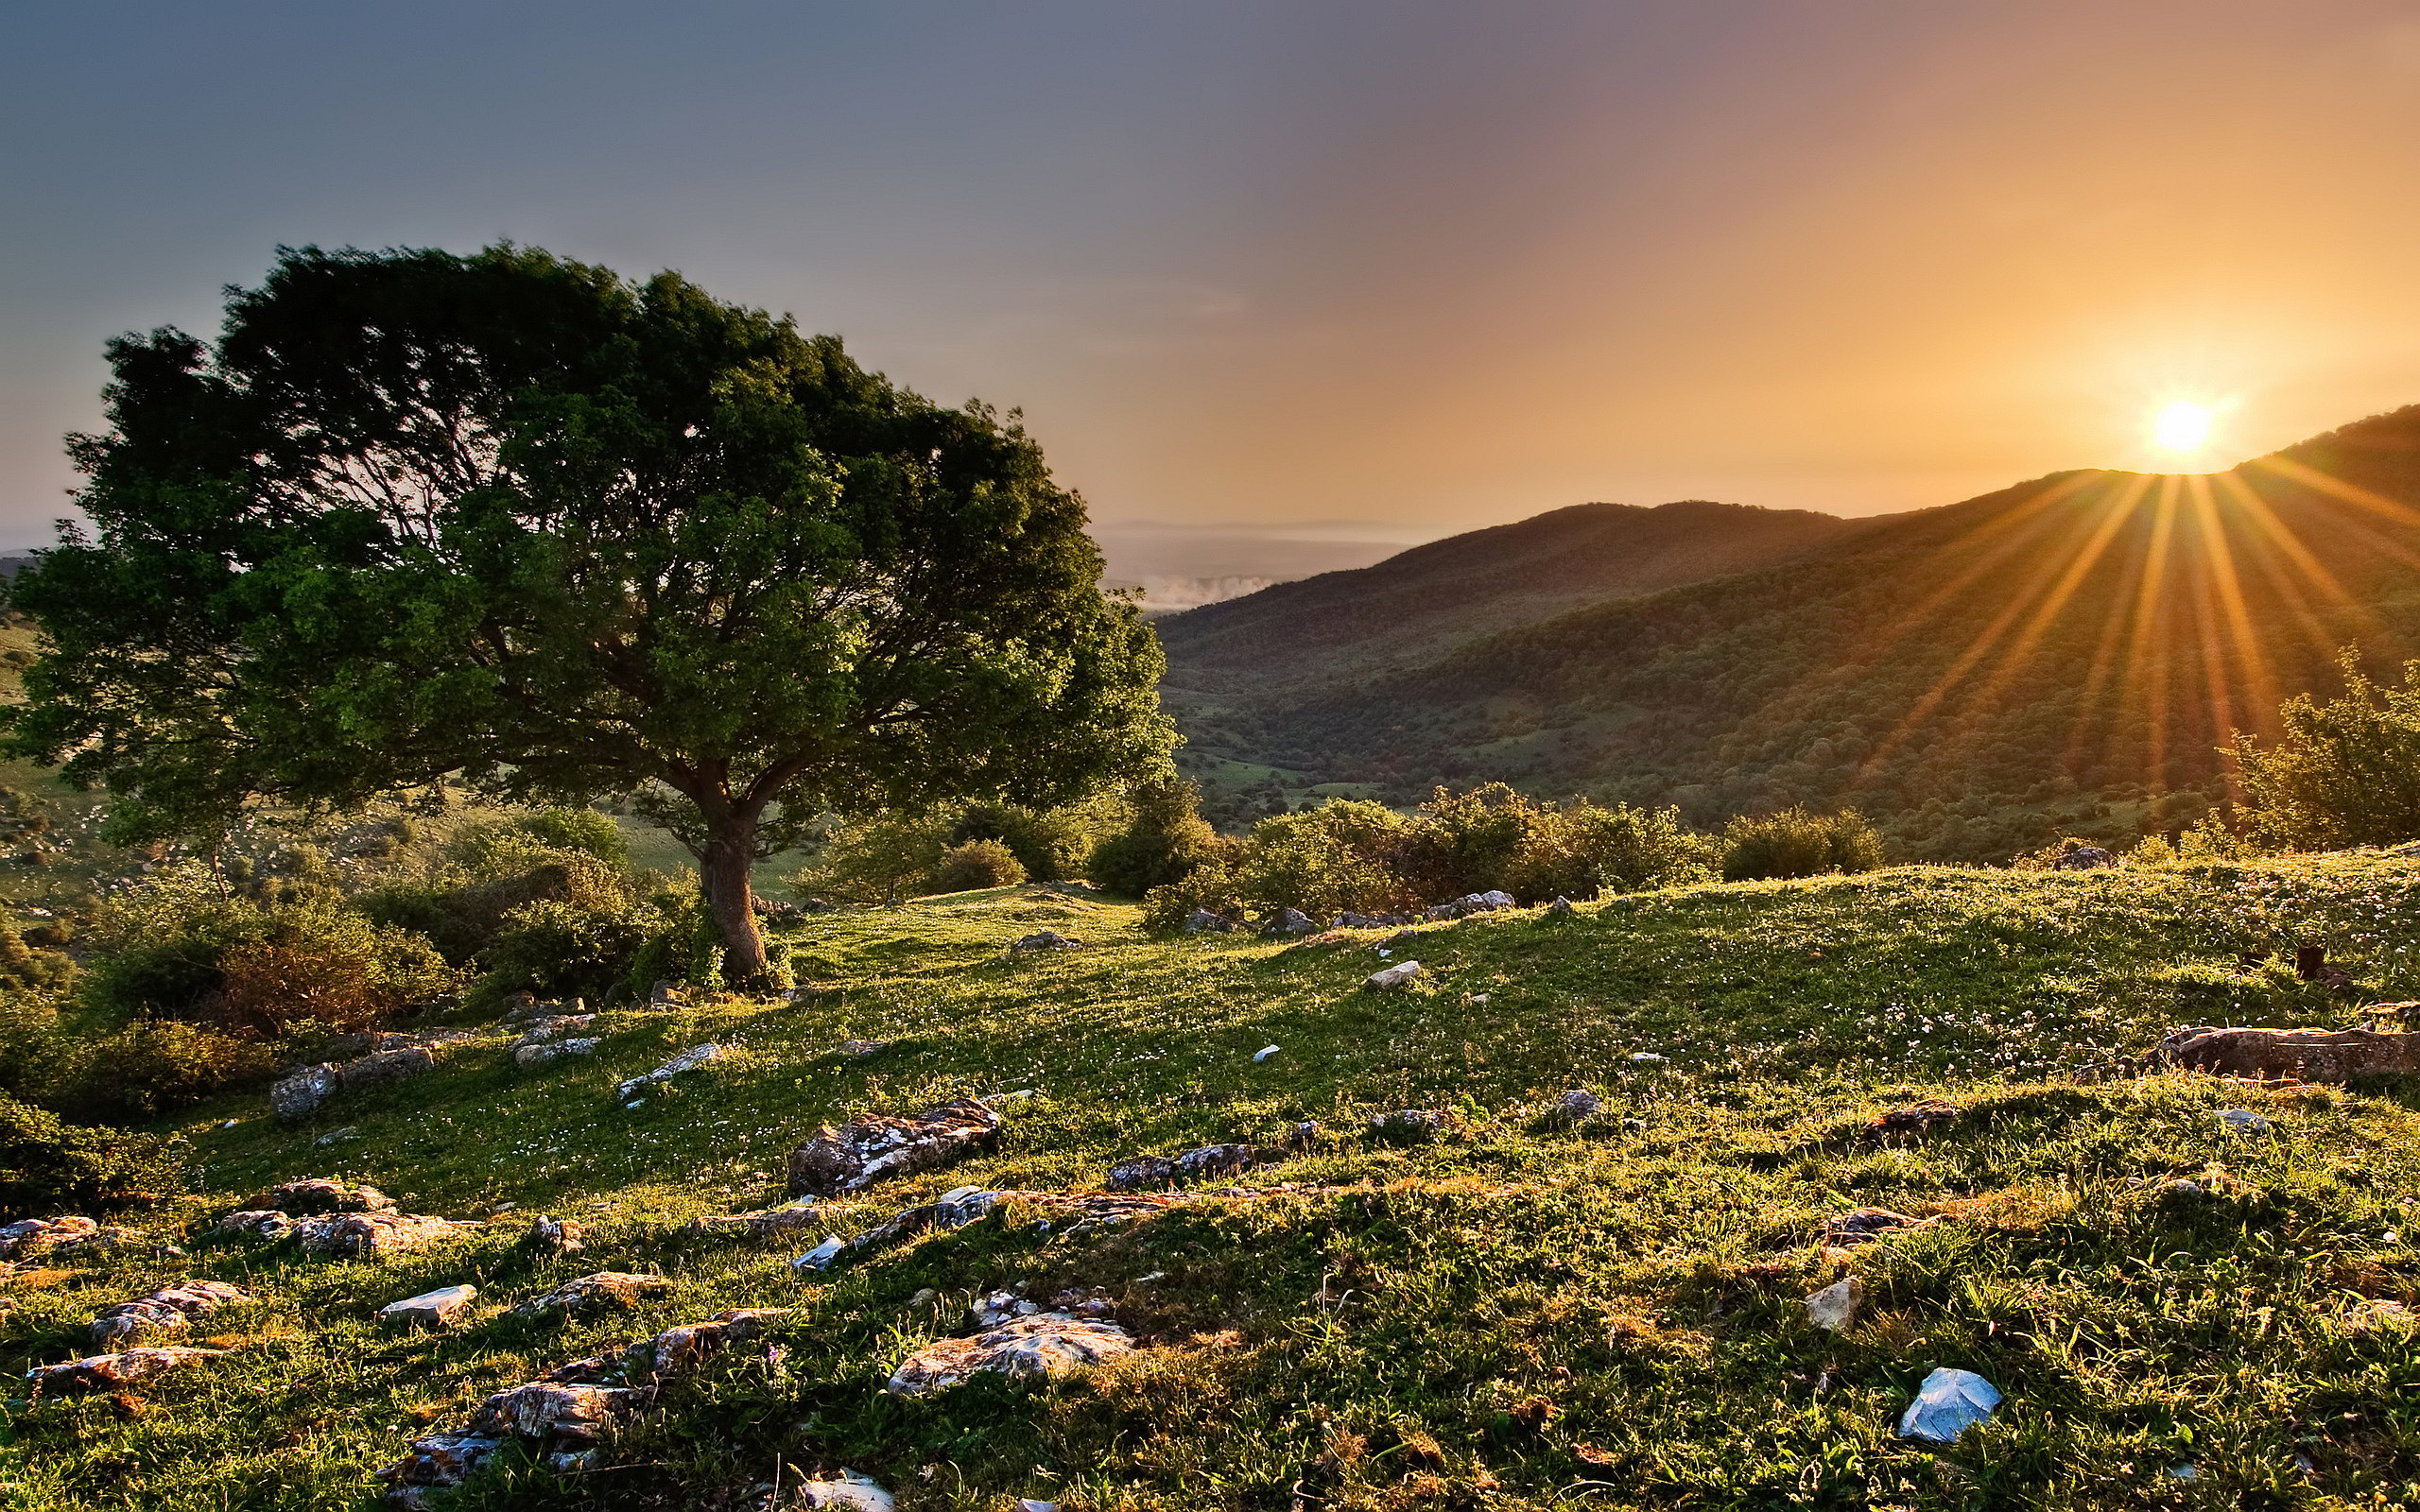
[2231,650,2420,849]
[1085,778,1227,898]
[0,1091,182,1218]
[7,242,1172,980]
[932,838,1027,893]
[449,808,630,872]
[81,890,447,1038]
[55,1019,279,1123]
[945,803,1093,883]
[1505,799,1717,898]
[1720,806,1887,881]
[621,893,731,999]
[1234,799,1424,918]
[790,811,957,903]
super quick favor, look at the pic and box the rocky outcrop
[515,1037,600,1069]
[255,1177,395,1215]
[270,1038,453,1120]
[2153,1025,2420,1082]
[27,1346,226,1396]
[885,1312,1137,1395]
[786,1097,1001,1197]
[1259,908,1318,937]
[379,1284,477,1330]
[0,1215,124,1259]
[1183,908,1243,934]
[219,1208,471,1257]
[615,1042,728,1101]
[90,1280,249,1347]
[508,1272,673,1321]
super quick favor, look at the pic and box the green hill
[1163,406,2420,860]
[13,858,2420,1508]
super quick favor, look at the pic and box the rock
[614,1041,728,1101]
[885,1313,1137,1395]
[527,1215,587,1253]
[26,1345,226,1396]
[2154,1025,2420,1082]
[293,1211,471,1258]
[90,1280,249,1347]
[687,1204,826,1241]
[1896,1366,2001,1442]
[1628,1052,1668,1064]
[508,1271,673,1321]
[215,1210,295,1240]
[648,978,681,1005]
[798,1185,1003,1270]
[1546,896,1577,917]
[1104,1154,1178,1191]
[1253,1044,1281,1062]
[838,1039,888,1057]
[1803,1276,1863,1332]
[786,1096,1001,1197]
[378,1432,505,1508]
[380,1284,478,1330]
[466,1381,635,1445]
[1010,930,1083,952]
[513,1015,597,1047]
[0,1214,100,1259]
[340,1045,438,1086]
[620,1308,791,1384]
[972,1289,1041,1328]
[515,1037,601,1069]
[1182,907,1240,935]
[270,1063,342,1120]
[1370,1108,1453,1143]
[1259,908,1318,936]
[1818,1208,1941,1246]
[1365,960,1425,990]
[786,1471,895,1512]
[1869,1100,1960,1134]
[1549,1088,1602,1121]
[255,1177,396,1215]
[791,1237,847,1271]
[2217,1108,2273,1133]
[2053,847,2117,870]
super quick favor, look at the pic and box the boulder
[90,1280,249,1347]
[885,1312,1137,1395]
[1259,908,1318,937]
[1803,1276,1862,1332]
[340,1045,438,1086]
[255,1177,396,1215]
[466,1380,635,1445]
[1364,960,1425,990]
[1896,1366,2000,1442]
[26,1345,226,1395]
[2053,847,2117,871]
[2153,1025,2420,1082]
[509,1271,674,1321]
[527,1215,587,1253]
[270,1063,342,1121]
[1183,908,1241,934]
[0,1214,100,1259]
[293,1212,470,1258]
[615,1042,728,1101]
[786,1097,1001,1197]
[380,1284,478,1330]
[515,1038,601,1069]
[1010,930,1083,952]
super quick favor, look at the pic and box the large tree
[5,244,1171,980]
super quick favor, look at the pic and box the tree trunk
[699,814,769,987]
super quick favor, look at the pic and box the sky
[11,2,2420,563]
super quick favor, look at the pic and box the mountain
[1164,406,2420,859]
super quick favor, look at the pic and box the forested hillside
[1166,407,2420,860]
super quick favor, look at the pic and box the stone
[256,1177,396,1215]
[1550,1088,1602,1120]
[527,1215,587,1252]
[378,1432,505,1507]
[1818,1208,1940,1246]
[270,1063,342,1120]
[515,1037,602,1069]
[1259,908,1318,936]
[648,978,681,1005]
[1803,1276,1862,1332]
[513,1015,596,1047]
[216,1209,295,1240]
[26,1345,226,1395]
[1011,930,1083,952]
[615,1042,728,1101]
[787,1471,894,1512]
[1182,907,1240,934]
[90,1280,249,1347]
[1869,1100,1960,1135]
[2052,847,2117,871]
[1105,1154,1178,1191]
[687,1204,826,1241]
[838,1039,889,1057]
[340,1045,438,1086]
[2217,1108,2273,1133]
[885,1313,1137,1395]
[1365,960,1425,990]
[509,1271,673,1321]
[2154,1025,2420,1082]
[1370,1108,1453,1143]
[1253,1044,1281,1062]
[1172,1143,1261,1182]
[294,1211,470,1258]
[465,1381,636,1445]
[786,1097,1001,1197]
[376,1284,475,1330]
[621,1308,791,1384]
[0,1214,100,1259]
[1546,896,1577,917]
[1896,1366,2001,1442]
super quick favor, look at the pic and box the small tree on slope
[3,245,1171,982]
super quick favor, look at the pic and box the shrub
[622,893,735,999]
[934,838,1027,892]
[58,1020,279,1122]
[2230,651,2420,849]
[1505,801,1716,900]
[0,988,66,1103]
[472,887,680,1011]
[790,811,956,903]
[947,803,1089,883]
[0,1091,183,1218]
[1399,784,1554,902]
[1088,779,1230,898]
[1141,862,1251,934]
[1235,800,1424,919]
[215,915,451,1035]
[1720,807,1886,882]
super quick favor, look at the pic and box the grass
[11,857,2420,1509]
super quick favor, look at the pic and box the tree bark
[699,813,769,986]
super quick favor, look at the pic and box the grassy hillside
[1169,407,2420,861]
[13,857,2420,1509]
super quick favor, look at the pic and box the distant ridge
[1165,405,2420,860]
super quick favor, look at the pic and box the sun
[2152,400,2217,455]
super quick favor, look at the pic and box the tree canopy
[6,243,1171,977]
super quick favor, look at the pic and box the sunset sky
[11,2,2420,560]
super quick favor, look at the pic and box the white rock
[2216,1108,2271,1133]
[792,1237,846,1271]
[1365,960,1425,990]
[792,1470,893,1512]
[1896,1366,2000,1442]
[1803,1276,1862,1332]
[1629,1052,1667,1064]
[1253,1045,1281,1062]
[380,1284,478,1330]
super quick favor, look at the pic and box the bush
[57,1020,279,1122]
[790,811,956,903]
[2230,651,2420,849]
[933,838,1027,892]
[472,886,683,1011]
[1088,779,1231,898]
[947,803,1087,883]
[1720,807,1887,882]
[1235,800,1425,919]
[1505,801,1716,900]
[0,1091,183,1218]
[622,893,734,999]
[1141,862,1251,934]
